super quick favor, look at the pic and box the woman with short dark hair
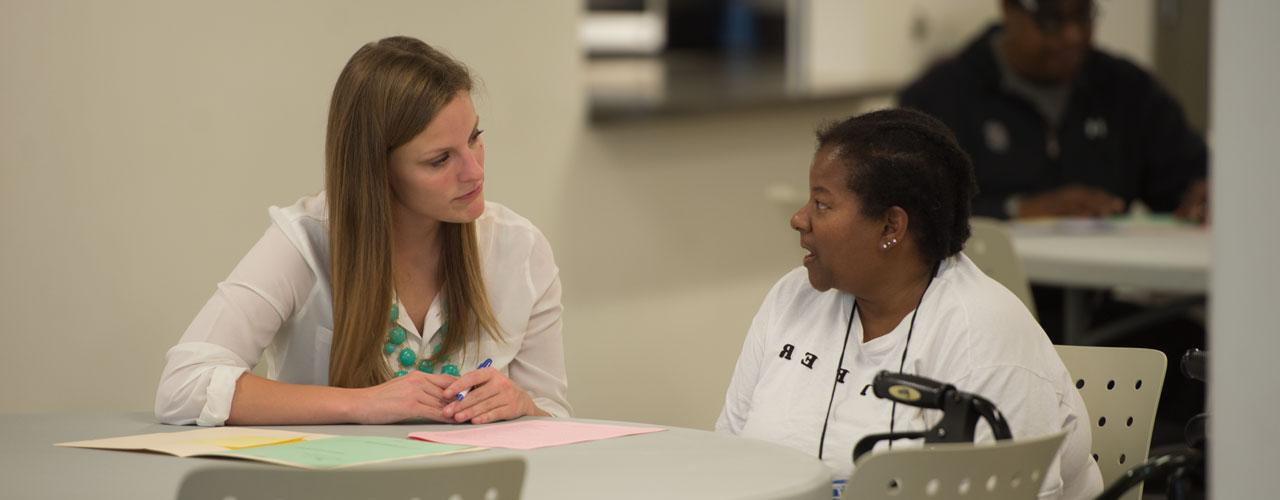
[716,109,1102,500]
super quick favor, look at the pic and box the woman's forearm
[226,372,365,425]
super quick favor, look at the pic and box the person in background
[900,0,1208,456]
[899,0,1208,221]
[717,109,1102,500]
[155,36,570,426]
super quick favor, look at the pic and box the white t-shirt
[716,254,1102,500]
[155,194,571,426]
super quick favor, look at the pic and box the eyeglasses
[1017,0,1097,35]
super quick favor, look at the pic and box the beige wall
[1210,1,1280,496]
[0,0,587,414]
[0,0,813,429]
[0,1,1159,429]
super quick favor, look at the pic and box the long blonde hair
[325,36,501,388]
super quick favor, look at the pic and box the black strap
[819,261,943,459]
[818,299,857,460]
[888,262,942,448]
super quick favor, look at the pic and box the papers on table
[409,420,665,450]
[56,427,332,457]
[56,427,478,469]
[216,436,477,469]
[58,420,666,468]
[1011,213,1197,237]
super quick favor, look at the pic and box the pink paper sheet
[408,420,665,450]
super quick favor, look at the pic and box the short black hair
[815,108,978,266]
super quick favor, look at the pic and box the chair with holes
[1055,345,1167,500]
[175,454,526,500]
[844,431,1066,500]
[965,217,1037,318]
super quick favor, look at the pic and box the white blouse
[155,194,570,426]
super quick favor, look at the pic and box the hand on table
[1175,180,1209,224]
[351,371,457,424]
[441,367,547,424]
[1018,184,1125,218]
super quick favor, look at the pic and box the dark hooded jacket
[899,25,1207,218]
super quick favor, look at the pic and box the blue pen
[455,358,493,401]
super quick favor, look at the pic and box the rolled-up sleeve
[506,229,572,418]
[155,224,312,425]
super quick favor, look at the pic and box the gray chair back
[966,217,1037,317]
[1056,345,1167,500]
[176,455,525,500]
[845,432,1066,500]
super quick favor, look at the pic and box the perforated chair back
[176,455,525,500]
[845,432,1066,500]
[965,217,1036,318]
[1055,345,1166,500]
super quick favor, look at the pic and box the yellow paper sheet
[187,435,306,450]
[57,428,483,469]
[56,427,331,457]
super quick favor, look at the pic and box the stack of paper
[57,427,478,469]
[409,420,665,450]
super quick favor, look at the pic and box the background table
[1010,218,1209,344]
[1,412,832,500]
[1011,218,1208,293]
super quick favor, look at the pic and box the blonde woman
[156,37,569,426]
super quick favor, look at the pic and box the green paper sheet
[214,436,479,469]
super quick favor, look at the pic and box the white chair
[175,455,526,500]
[966,217,1037,318]
[1055,345,1167,500]
[844,432,1066,500]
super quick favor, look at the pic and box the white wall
[0,0,1172,431]
[0,0,832,429]
[1209,2,1280,497]
[1094,0,1155,69]
[0,0,585,414]
[793,0,1152,95]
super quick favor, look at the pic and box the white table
[1009,217,1209,345]
[1,412,832,500]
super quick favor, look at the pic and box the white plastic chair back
[176,455,525,500]
[966,217,1037,317]
[845,432,1066,500]
[1055,345,1167,500]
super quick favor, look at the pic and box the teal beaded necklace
[385,302,459,377]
